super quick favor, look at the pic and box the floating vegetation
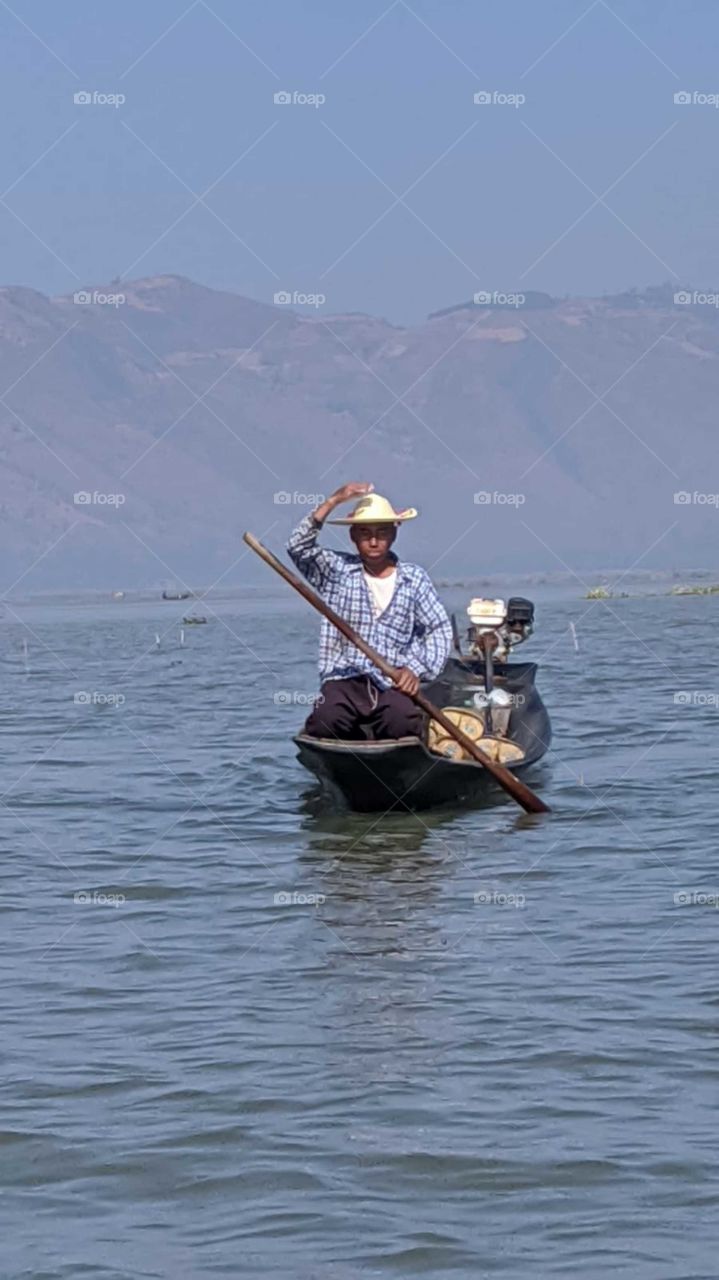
[589,583,719,600]
[584,584,631,600]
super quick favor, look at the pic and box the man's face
[350,522,397,563]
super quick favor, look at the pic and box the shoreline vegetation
[4,570,718,607]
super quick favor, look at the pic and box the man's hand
[313,482,373,525]
[394,667,420,697]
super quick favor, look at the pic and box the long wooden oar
[243,532,550,815]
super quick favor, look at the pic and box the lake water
[2,585,718,1278]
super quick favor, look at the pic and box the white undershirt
[364,568,397,619]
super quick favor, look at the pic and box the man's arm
[400,573,453,688]
[312,482,373,526]
[286,482,372,589]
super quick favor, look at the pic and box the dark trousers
[304,676,425,741]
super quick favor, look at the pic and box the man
[287,482,452,740]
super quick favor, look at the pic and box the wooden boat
[295,596,551,812]
[295,655,551,812]
[162,589,191,601]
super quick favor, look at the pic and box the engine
[446,596,536,739]
[464,596,535,660]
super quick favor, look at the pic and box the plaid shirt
[287,514,452,688]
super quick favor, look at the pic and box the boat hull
[294,657,551,812]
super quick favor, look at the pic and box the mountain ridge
[0,274,716,589]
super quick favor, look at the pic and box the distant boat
[162,589,192,601]
[112,590,125,600]
[182,615,207,624]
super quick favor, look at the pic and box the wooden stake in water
[180,629,185,647]
[22,638,30,675]
[569,621,579,652]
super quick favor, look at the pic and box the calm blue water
[1,586,718,1278]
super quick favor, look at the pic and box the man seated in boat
[287,482,452,740]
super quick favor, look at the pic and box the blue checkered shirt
[287,514,452,689]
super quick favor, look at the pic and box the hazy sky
[1,0,716,323]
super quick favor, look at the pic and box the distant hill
[0,274,716,589]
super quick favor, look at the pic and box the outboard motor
[464,596,535,660]
[453,596,537,736]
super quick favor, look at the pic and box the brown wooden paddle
[243,532,550,814]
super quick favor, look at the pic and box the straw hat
[328,493,418,525]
